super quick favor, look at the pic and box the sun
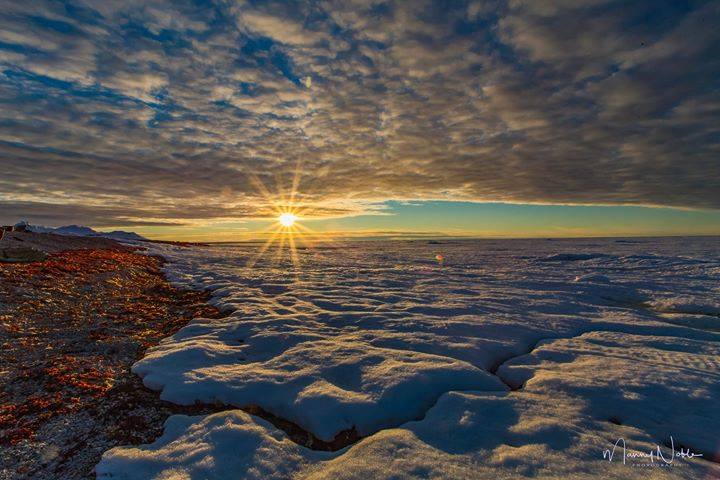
[246,168,335,272]
[278,212,298,227]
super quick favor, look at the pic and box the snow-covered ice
[497,331,720,456]
[98,237,720,479]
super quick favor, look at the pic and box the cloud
[239,10,328,46]
[0,201,189,227]
[0,0,718,227]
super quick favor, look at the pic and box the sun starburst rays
[245,166,332,272]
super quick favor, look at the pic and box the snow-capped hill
[20,221,147,242]
[16,221,54,233]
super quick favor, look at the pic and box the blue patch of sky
[304,201,720,236]
[60,1,105,26]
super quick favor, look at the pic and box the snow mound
[571,275,648,305]
[650,297,720,316]
[99,389,719,479]
[312,390,716,479]
[497,331,720,457]
[96,411,321,480]
[135,335,506,441]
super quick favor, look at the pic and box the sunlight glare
[246,167,337,273]
[279,213,298,227]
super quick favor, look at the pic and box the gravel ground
[0,240,221,479]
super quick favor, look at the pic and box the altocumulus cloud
[0,0,718,226]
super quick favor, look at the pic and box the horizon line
[146,232,720,244]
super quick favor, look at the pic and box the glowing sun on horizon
[278,212,298,227]
[245,168,336,272]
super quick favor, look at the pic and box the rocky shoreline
[0,233,221,479]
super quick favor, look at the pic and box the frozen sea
[98,237,720,479]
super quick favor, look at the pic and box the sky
[0,0,718,239]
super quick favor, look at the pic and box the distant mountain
[100,230,147,241]
[52,225,98,236]
[21,221,147,242]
